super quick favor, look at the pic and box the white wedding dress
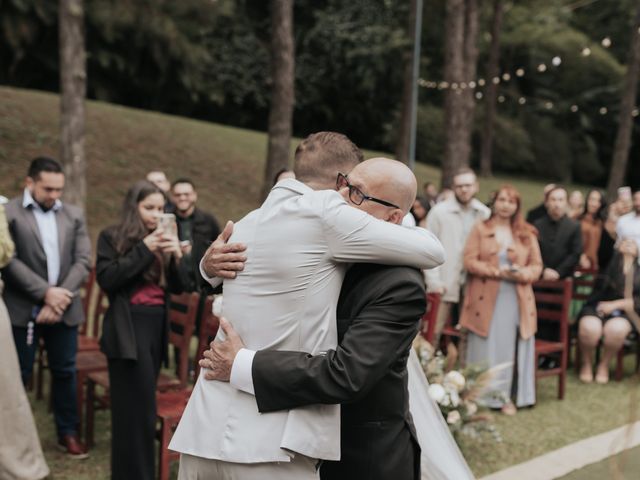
[407,349,476,480]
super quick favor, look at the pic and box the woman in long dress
[460,185,542,414]
[0,200,50,480]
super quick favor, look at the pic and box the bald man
[172,134,444,480]
[199,157,433,480]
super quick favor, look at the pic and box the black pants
[108,305,164,480]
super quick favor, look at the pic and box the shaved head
[342,157,417,224]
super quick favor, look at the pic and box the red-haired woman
[460,185,542,415]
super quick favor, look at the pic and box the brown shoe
[58,434,89,460]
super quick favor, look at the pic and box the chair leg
[76,371,85,437]
[158,420,171,480]
[559,351,567,400]
[85,378,95,449]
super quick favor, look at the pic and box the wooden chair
[156,295,221,480]
[84,292,200,448]
[421,292,442,344]
[533,278,573,400]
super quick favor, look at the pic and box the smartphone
[158,213,177,236]
[509,265,520,273]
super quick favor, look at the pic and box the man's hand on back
[202,221,247,279]
[200,318,246,381]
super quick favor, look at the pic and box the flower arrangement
[414,335,502,441]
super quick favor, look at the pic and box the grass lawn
[557,445,640,480]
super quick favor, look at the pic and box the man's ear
[388,209,404,225]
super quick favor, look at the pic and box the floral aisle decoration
[413,335,502,442]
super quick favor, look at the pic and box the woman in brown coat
[460,185,542,415]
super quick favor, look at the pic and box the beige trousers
[178,453,319,480]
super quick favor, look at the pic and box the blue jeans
[12,322,79,438]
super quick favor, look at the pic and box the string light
[570,105,579,112]
[478,78,486,86]
[599,107,608,115]
[492,76,501,85]
[601,37,612,48]
[515,68,525,77]
[502,73,511,81]
[537,63,547,72]
[552,56,562,67]
[475,91,483,100]
[633,109,639,117]
[498,95,506,103]
[581,47,591,57]
[544,101,554,110]
[518,97,526,105]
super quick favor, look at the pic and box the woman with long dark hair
[460,185,542,415]
[96,180,186,480]
[578,189,611,271]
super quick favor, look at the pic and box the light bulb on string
[552,56,562,67]
[537,63,547,72]
[492,76,501,85]
[498,95,506,103]
[475,92,483,100]
[502,73,511,81]
[469,81,477,89]
[601,37,612,48]
[570,105,579,113]
[478,78,486,87]
[515,68,525,77]
[632,108,639,117]
[544,101,553,110]
[599,107,608,115]
[518,97,526,105]
[581,47,592,57]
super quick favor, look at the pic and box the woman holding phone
[96,180,186,480]
[460,185,542,415]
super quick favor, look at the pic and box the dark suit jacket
[534,213,582,278]
[253,264,426,480]
[2,194,91,327]
[96,226,186,361]
[172,206,220,292]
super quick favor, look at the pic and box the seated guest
[578,189,609,270]
[568,190,584,220]
[534,185,582,281]
[170,178,220,293]
[96,181,186,480]
[577,239,639,384]
[526,183,556,224]
[461,185,542,414]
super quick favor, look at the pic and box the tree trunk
[59,0,86,211]
[396,0,419,166]
[262,0,295,200]
[479,0,503,178]
[606,1,640,200]
[441,0,482,189]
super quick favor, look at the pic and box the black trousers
[108,305,164,480]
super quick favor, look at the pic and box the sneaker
[58,434,89,460]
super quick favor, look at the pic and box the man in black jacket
[170,178,220,293]
[200,245,427,479]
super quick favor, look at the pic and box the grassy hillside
[0,86,589,244]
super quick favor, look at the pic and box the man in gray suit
[2,157,91,458]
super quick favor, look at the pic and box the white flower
[428,384,446,404]
[212,295,224,317]
[440,393,452,407]
[465,401,478,416]
[447,410,461,425]
[448,388,461,408]
[443,370,466,393]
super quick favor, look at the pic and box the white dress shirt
[170,179,444,463]
[23,189,62,285]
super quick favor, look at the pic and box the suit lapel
[23,206,45,254]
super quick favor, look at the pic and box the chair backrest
[421,292,441,343]
[194,296,221,378]
[79,267,97,335]
[533,278,573,346]
[167,292,200,386]
[90,289,109,338]
[572,268,599,302]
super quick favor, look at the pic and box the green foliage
[415,104,444,166]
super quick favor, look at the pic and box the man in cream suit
[170,132,445,479]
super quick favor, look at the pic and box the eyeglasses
[336,173,400,209]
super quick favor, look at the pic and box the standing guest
[526,183,556,224]
[410,196,430,228]
[577,239,639,384]
[273,167,296,185]
[423,181,438,207]
[2,157,91,459]
[0,197,50,480]
[425,168,491,340]
[534,186,582,281]
[616,190,640,249]
[568,190,585,220]
[170,178,220,293]
[461,185,542,414]
[578,189,609,270]
[146,170,173,210]
[96,180,186,480]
